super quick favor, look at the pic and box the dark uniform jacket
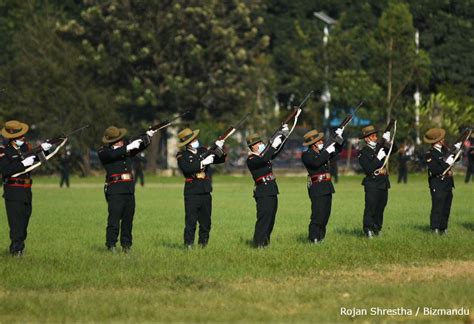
[358,142,398,190]
[247,146,283,198]
[425,147,454,191]
[177,146,226,196]
[99,137,150,196]
[0,142,31,202]
[302,145,341,197]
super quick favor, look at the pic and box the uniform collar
[433,144,442,152]
[249,150,260,157]
[187,147,197,154]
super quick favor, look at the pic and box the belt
[107,173,133,184]
[5,177,33,188]
[308,173,331,184]
[185,171,209,183]
[255,173,276,185]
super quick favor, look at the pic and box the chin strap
[12,138,68,177]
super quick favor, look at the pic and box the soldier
[132,152,146,187]
[0,120,51,256]
[424,128,459,234]
[59,149,72,188]
[358,125,397,238]
[397,144,410,184]
[465,136,474,183]
[246,125,289,248]
[176,128,226,248]
[98,126,156,253]
[301,128,344,244]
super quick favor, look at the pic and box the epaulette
[425,151,432,162]
[0,145,4,157]
[176,151,183,158]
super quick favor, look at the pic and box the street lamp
[314,11,336,133]
[414,29,421,145]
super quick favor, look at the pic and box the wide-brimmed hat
[423,128,446,144]
[359,125,378,139]
[303,130,324,146]
[1,120,29,139]
[102,126,127,144]
[177,128,200,148]
[246,134,263,147]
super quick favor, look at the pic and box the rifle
[24,125,90,162]
[327,101,364,146]
[374,119,398,175]
[200,112,250,160]
[378,119,396,148]
[148,110,189,132]
[441,128,472,177]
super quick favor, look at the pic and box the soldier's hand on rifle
[454,142,462,150]
[41,142,53,151]
[201,154,215,167]
[215,140,225,149]
[445,154,455,166]
[271,135,283,149]
[335,128,344,137]
[281,124,290,137]
[376,148,387,160]
[382,131,391,142]
[126,139,142,152]
[295,108,302,119]
[325,142,336,154]
[21,156,35,167]
[146,129,157,137]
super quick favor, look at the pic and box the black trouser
[60,170,70,188]
[363,189,388,235]
[429,189,453,231]
[184,194,212,245]
[398,167,407,183]
[134,169,144,186]
[308,194,332,241]
[253,195,278,246]
[105,194,135,248]
[465,165,473,183]
[5,199,32,253]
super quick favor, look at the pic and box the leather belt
[5,177,32,188]
[185,176,210,183]
[255,173,276,185]
[308,173,331,184]
[107,172,133,184]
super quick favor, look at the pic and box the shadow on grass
[157,240,186,250]
[333,227,365,237]
[460,222,474,231]
[413,224,432,233]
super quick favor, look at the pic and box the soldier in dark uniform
[246,124,289,248]
[176,128,226,248]
[301,128,344,244]
[0,120,51,256]
[133,152,146,187]
[59,149,72,188]
[397,144,410,184]
[465,136,474,183]
[98,126,156,253]
[358,125,397,238]
[424,128,459,234]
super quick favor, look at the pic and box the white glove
[201,154,215,167]
[146,129,157,137]
[41,142,53,151]
[445,154,455,165]
[325,142,336,154]
[376,148,387,160]
[21,156,35,167]
[215,140,224,149]
[335,128,344,137]
[382,131,391,142]
[454,142,462,150]
[271,135,283,149]
[126,139,142,152]
[281,124,289,132]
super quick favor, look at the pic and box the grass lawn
[0,174,472,323]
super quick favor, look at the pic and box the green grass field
[0,174,472,323]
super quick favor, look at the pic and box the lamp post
[314,11,336,133]
[414,29,421,145]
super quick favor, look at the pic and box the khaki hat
[102,126,127,144]
[303,130,324,146]
[246,134,262,147]
[359,125,378,139]
[423,128,446,144]
[177,128,200,148]
[1,120,29,139]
